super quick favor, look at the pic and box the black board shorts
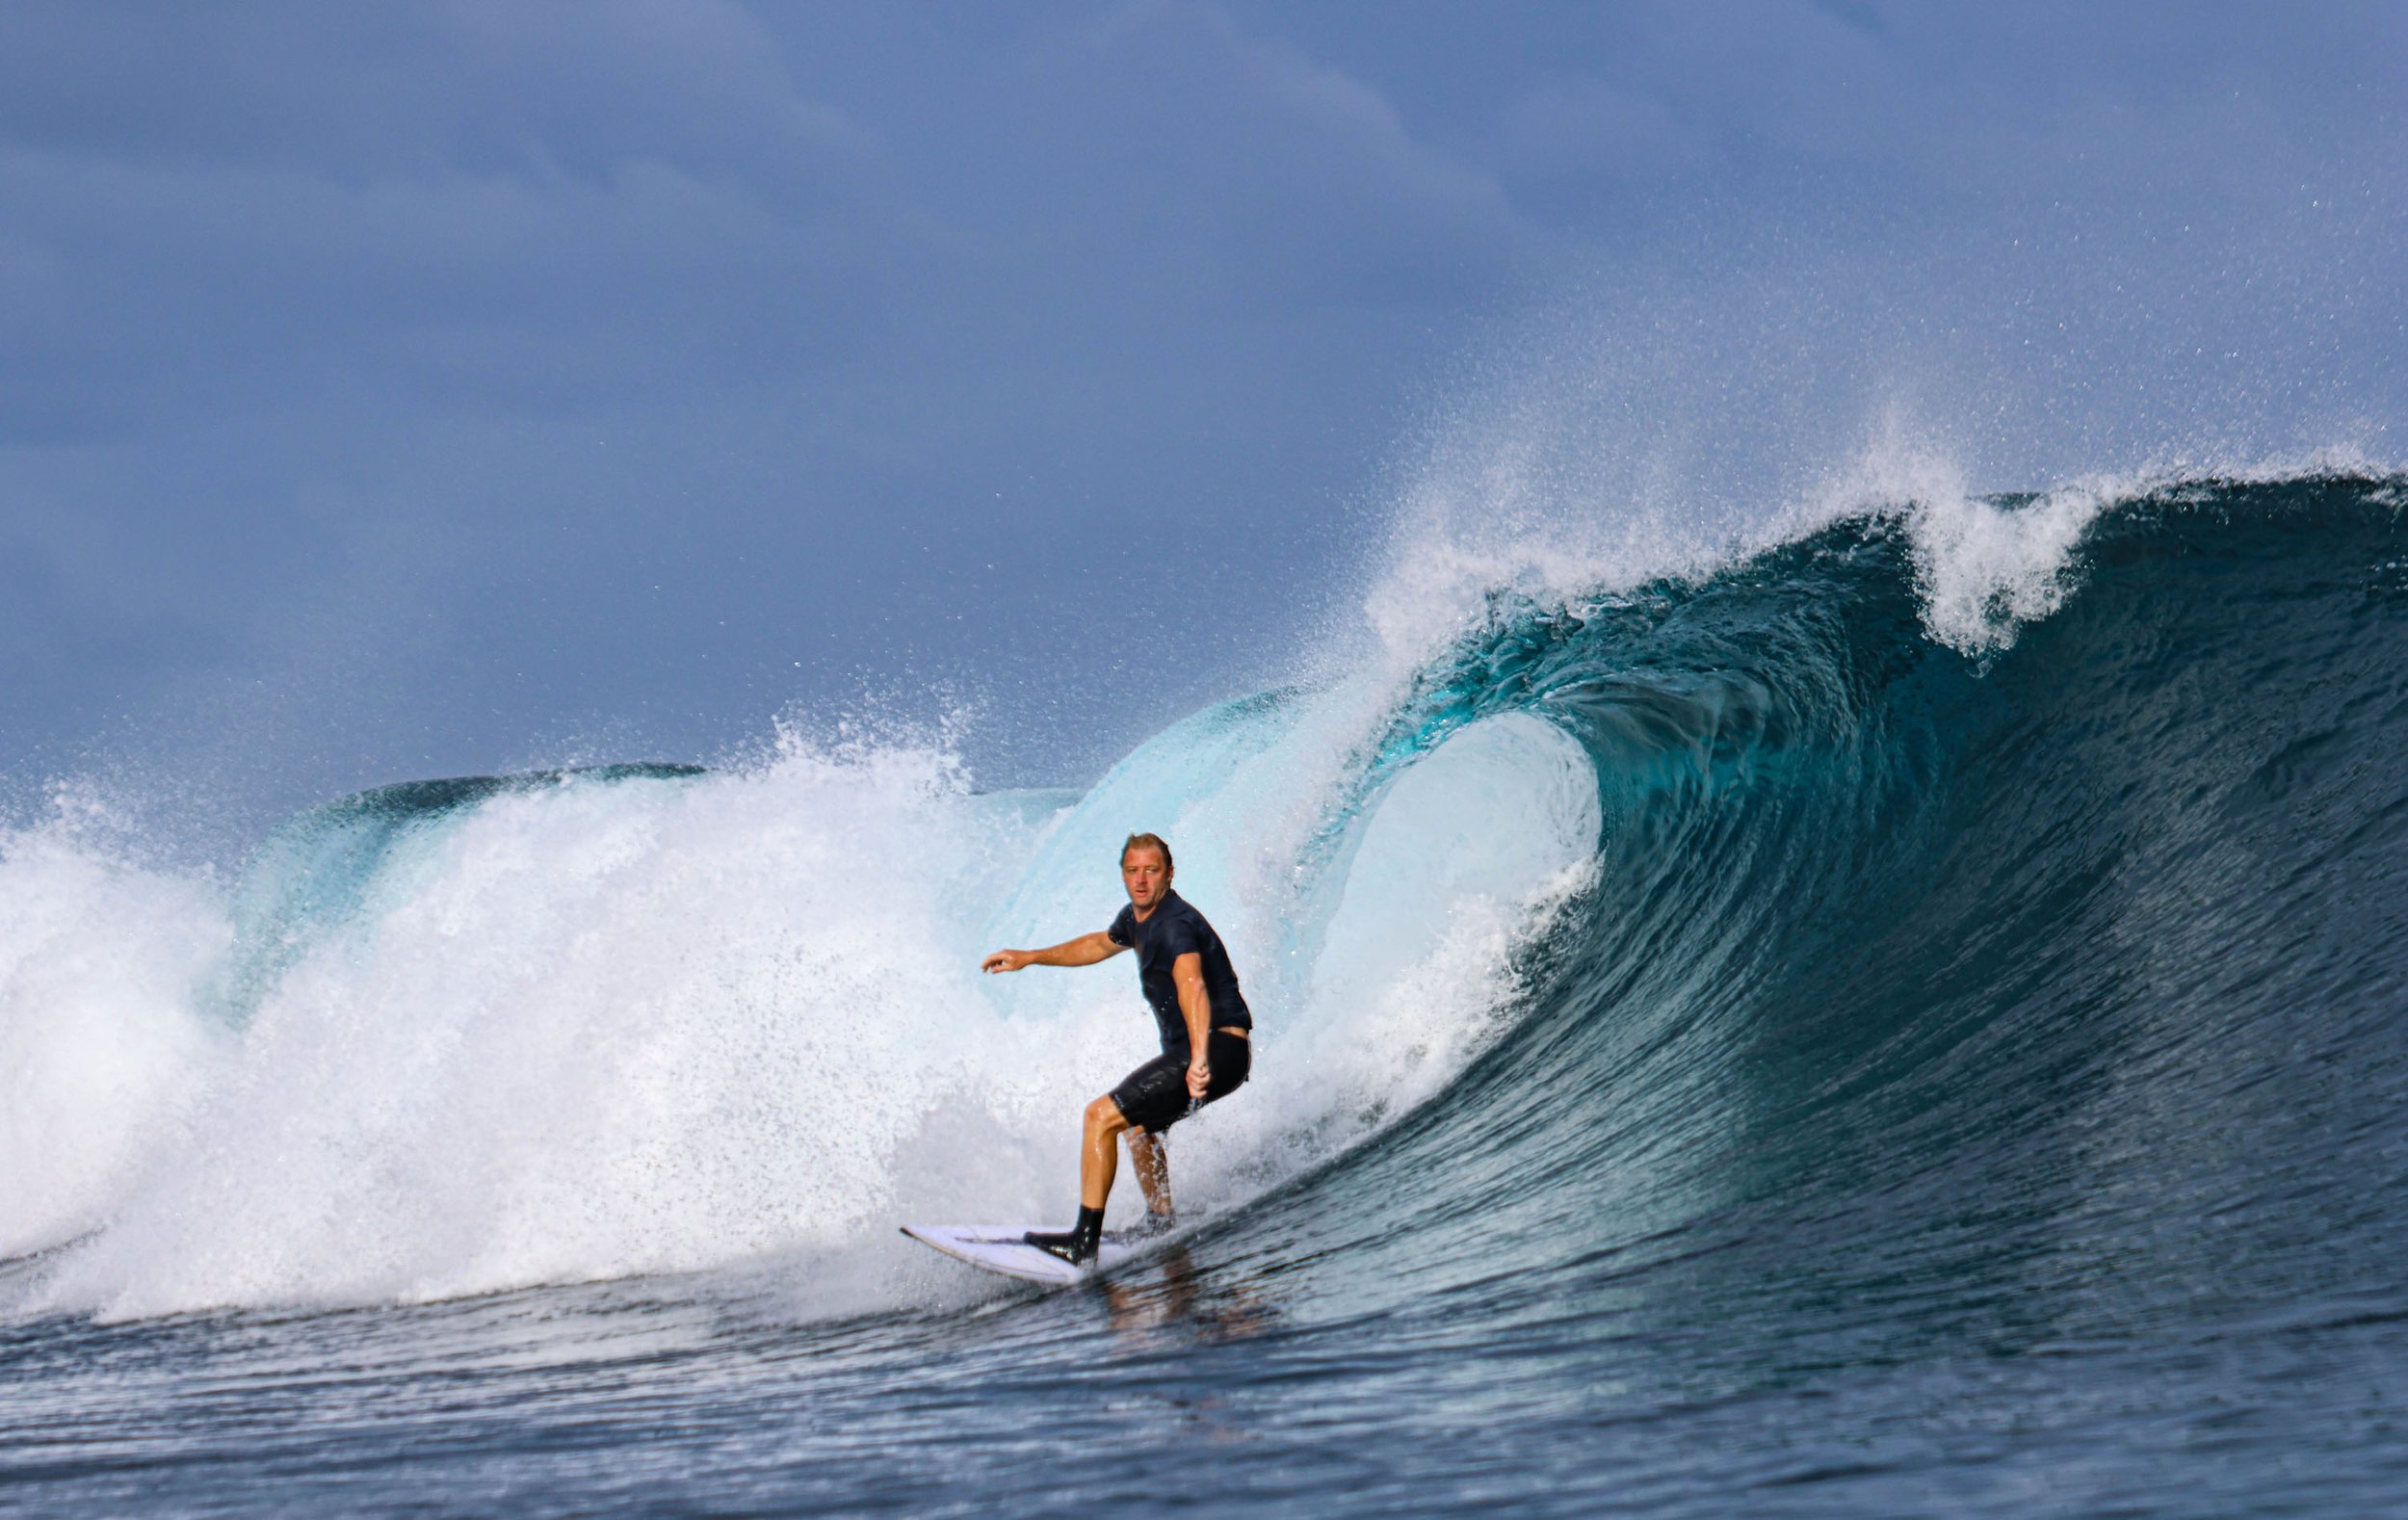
[1110,1030,1251,1134]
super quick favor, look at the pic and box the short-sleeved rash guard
[1106,889,1251,1059]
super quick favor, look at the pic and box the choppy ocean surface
[7,470,2408,1515]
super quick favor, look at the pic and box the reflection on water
[1101,1245,1278,1346]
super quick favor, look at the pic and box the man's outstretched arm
[982,931,1125,974]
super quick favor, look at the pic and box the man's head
[1121,832,1173,910]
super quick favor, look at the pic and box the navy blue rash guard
[1106,889,1251,1060]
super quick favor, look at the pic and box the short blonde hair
[1120,832,1174,872]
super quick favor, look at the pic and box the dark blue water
[7,474,2408,1515]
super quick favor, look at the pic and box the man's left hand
[1187,1061,1211,1100]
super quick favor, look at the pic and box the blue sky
[2,1,2401,831]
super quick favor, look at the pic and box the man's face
[1122,848,1171,910]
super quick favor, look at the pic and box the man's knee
[1085,1094,1129,1135]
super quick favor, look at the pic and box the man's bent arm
[982,932,1125,974]
[1173,952,1213,1097]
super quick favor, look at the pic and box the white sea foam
[4,691,1600,1321]
[1360,415,2386,667]
[1794,435,2115,656]
[0,798,226,1256]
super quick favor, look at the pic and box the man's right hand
[982,932,1124,974]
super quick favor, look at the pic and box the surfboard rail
[901,1222,1137,1285]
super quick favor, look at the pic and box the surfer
[981,831,1252,1265]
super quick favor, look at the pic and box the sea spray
[0,793,227,1255]
[11,688,1601,1318]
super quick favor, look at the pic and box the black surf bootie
[1025,1206,1104,1265]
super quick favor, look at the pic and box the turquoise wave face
[1274,472,2408,1397]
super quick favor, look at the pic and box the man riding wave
[982,831,1252,1265]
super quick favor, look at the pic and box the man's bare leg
[1127,1129,1174,1221]
[1079,1093,1130,1211]
[1029,1093,1130,1264]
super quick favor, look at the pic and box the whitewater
[7,459,2408,1515]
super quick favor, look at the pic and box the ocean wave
[6,468,2402,1329]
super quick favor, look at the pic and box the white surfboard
[901,1223,1139,1285]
